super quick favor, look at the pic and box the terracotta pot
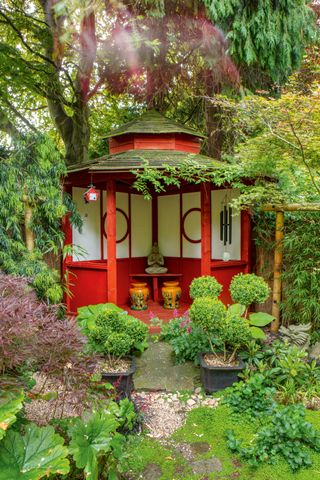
[129,282,149,310]
[162,281,182,309]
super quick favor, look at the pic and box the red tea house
[63,110,251,315]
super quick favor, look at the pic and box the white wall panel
[116,192,129,258]
[182,192,201,258]
[101,192,130,259]
[72,187,100,261]
[131,194,152,257]
[158,194,180,257]
[211,189,241,260]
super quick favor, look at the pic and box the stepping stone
[143,463,162,480]
[134,341,199,391]
[190,456,223,475]
[189,441,211,455]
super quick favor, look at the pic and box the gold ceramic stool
[162,281,182,309]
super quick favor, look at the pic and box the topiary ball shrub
[230,273,270,307]
[189,276,222,300]
[85,308,149,361]
[189,297,226,334]
[104,332,134,358]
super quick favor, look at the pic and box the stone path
[134,341,199,391]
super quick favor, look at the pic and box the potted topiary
[190,297,252,392]
[229,273,275,339]
[78,305,148,396]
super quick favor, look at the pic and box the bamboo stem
[263,203,320,212]
[271,211,284,332]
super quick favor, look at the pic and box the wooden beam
[271,210,284,332]
[263,203,320,212]
[201,183,211,276]
[106,179,117,304]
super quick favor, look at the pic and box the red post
[241,210,251,273]
[106,179,117,304]
[201,183,211,276]
[62,184,73,314]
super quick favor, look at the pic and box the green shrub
[226,404,320,471]
[160,316,213,364]
[77,304,148,366]
[223,373,276,417]
[189,297,250,362]
[189,275,222,300]
[104,332,134,358]
[230,273,270,307]
[189,297,226,334]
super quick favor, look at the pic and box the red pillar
[201,183,211,276]
[62,184,73,314]
[107,179,117,304]
[241,210,251,273]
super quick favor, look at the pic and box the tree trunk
[204,96,225,160]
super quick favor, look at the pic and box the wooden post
[241,210,251,274]
[271,210,284,332]
[201,183,211,276]
[106,179,117,304]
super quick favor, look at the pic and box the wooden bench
[129,273,183,302]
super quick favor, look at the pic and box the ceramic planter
[199,353,244,393]
[129,282,149,310]
[101,356,136,398]
[162,281,182,309]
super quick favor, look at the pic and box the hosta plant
[0,424,69,480]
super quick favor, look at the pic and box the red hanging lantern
[84,185,99,203]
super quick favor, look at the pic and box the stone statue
[145,243,168,274]
[279,323,312,351]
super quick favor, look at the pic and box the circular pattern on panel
[102,208,129,244]
[182,207,201,244]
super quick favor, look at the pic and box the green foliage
[77,304,148,362]
[68,410,125,480]
[228,304,275,340]
[243,341,320,404]
[223,373,276,418]
[189,275,222,300]
[189,296,251,361]
[230,273,270,307]
[160,316,213,364]
[104,333,134,358]
[189,297,226,335]
[282,213,320,328]
[205,0,316,83]
[0,390,24,440]
[0,134,75,303]
[0,423,69,479]
[226,404,320,472]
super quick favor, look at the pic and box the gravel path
[132,389,219,438]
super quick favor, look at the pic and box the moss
[125,405,320,480]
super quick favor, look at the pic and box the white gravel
[132,390,219,438]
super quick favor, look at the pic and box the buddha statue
[145,243,168,274]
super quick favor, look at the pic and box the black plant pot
[101,356,136,398]
[199,353,244,393]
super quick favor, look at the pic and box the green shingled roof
[103,109,206,139]
[68,149,222,173]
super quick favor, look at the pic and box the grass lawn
[125,404,320,479]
